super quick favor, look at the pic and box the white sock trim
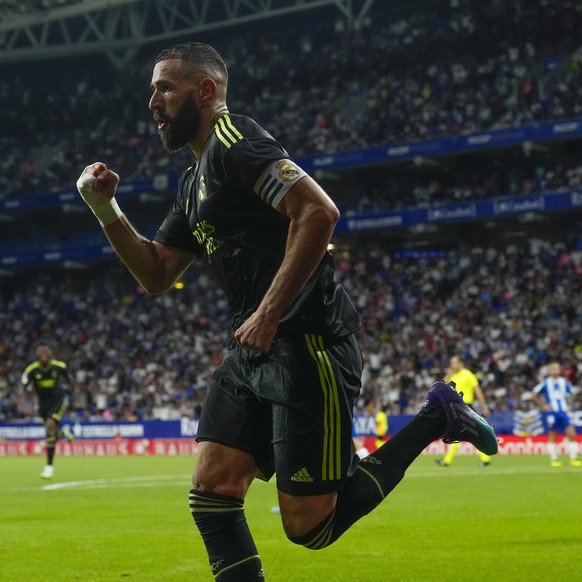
[568,440,579,461]
[547,442,558,461]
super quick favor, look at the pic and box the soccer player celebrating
[22,342,74,479]
[76,42,497,580]
[437,355,492,467]
[532,362,581,467]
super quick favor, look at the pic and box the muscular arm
[77,162,196,294]
[103,216,196,294]
[234,175,340,352]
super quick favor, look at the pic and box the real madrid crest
[275,160,301,182]
[199,175,207,201]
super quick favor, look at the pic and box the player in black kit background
[22,342,74,479]
[76,42,497,580]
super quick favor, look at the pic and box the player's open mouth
[154,115,168,131]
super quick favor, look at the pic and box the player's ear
[198,77,217,105]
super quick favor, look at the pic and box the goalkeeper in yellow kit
[437,355,492,467]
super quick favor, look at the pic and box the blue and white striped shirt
[533,377,572,412]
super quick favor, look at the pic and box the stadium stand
[1,0,582,423]
[1,237,581,422]
[1,0,582,200]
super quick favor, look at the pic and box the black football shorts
[197,332,363,495]
[39,396,67,423]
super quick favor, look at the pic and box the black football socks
[291,411,446,549]
[189,489,264,580]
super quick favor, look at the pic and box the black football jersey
[154,113,359,337]
[22,359,69,404]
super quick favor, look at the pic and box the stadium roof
[0,0,379,69]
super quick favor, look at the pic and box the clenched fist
[76,162,122,226]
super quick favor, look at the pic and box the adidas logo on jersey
[291,467,314,483]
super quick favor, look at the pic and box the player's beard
[159,95,201,153]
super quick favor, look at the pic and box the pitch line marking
[8,465,576,493]
[41,474,191,491]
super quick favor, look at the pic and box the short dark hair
[36,341,51,349]
[155,42,228,81]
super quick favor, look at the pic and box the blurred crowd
[331,145,582,215]
[1,239,581,423]
[2,0,582,424]
[2,0,582,201]
[347,241,582,414]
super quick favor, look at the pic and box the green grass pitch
[1,454,580,581]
